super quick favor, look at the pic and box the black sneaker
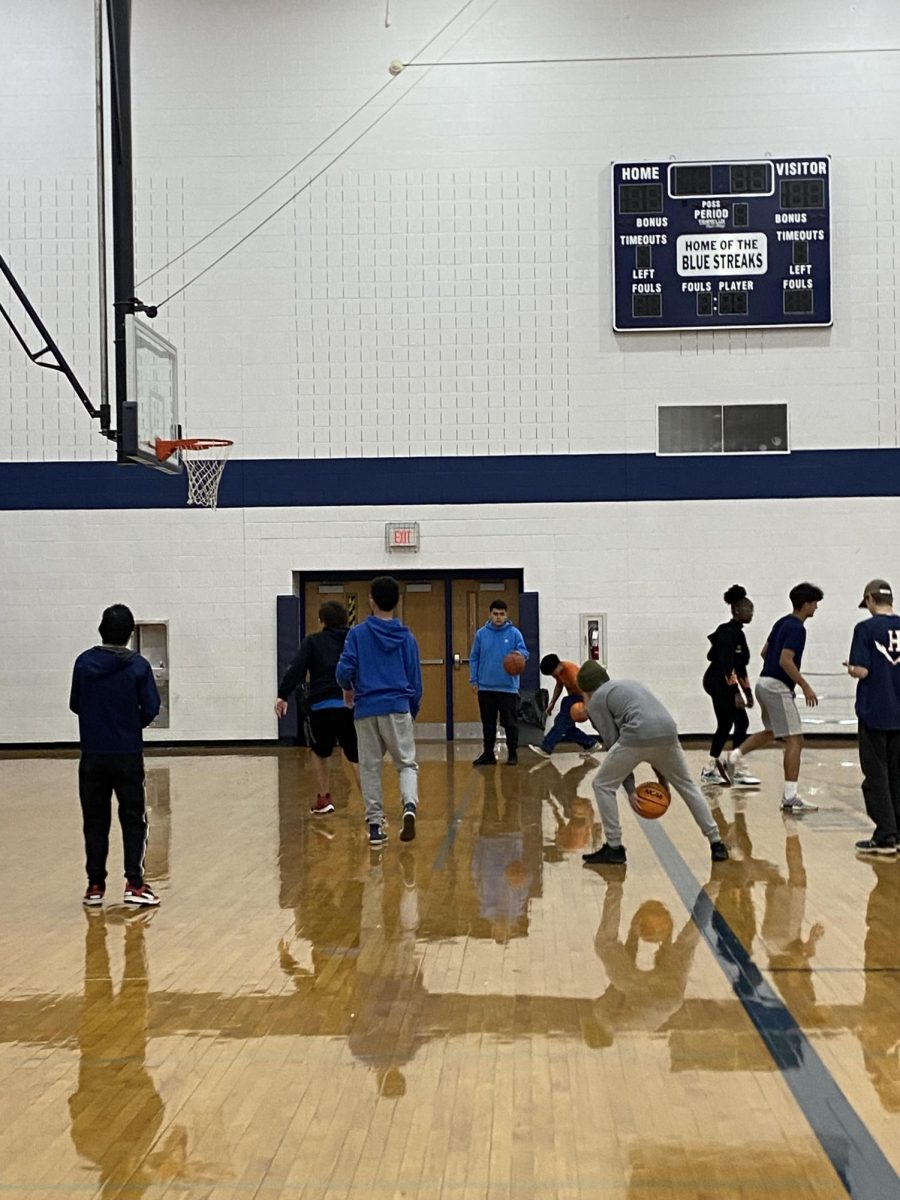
[710,840,730,862]
[400,804,417,842]
[582,843,626,865]
[473,752,497,766]
[505,752,518,766]
[368,823,387,849]
[855,838,898,857]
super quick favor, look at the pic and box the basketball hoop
[155,438,233,509]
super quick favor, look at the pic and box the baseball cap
[859,578,893,608]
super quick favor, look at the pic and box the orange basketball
[504,859,529,887]
[635,899,674,943]
[569,701,587,723]
[630,781,671,820]
[502,651,526,676]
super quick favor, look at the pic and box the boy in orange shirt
[532,654,600,759]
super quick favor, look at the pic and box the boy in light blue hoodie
[469,598,529,767]
[336,576,422,848]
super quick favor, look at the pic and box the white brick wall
[2,1,900,740]
[0,497,893,742]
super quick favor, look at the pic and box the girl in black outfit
[701,585,760,787]
[275,601,361,814]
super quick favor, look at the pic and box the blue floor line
[639,818,900,1199]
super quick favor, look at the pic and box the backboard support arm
[1,0,158,451]
[0,252,109,432]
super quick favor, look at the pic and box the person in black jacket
[700,584,760,788]
[275,601,360,814]
[70,604,161,908]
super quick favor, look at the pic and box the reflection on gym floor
[0,744,896,1198]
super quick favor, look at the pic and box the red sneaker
[123,882,160,907]
[310,793,335,815]
[83,883,105,907]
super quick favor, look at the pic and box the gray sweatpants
[592,738,719,847]
[355,712,419,826]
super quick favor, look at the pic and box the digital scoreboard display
[612,157,831,331]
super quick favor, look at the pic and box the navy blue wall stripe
[2,448,900,510]
[640,818,899,1199]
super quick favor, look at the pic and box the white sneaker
[732,769,761,787]
[531,745,552,759]
[715,756,734,784]
[700,766,723,784]
[782,797,818,813]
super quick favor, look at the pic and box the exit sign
[385,522,420,551]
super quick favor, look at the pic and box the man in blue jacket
[336,577,422,849]
[469,598,529,767]
[69,605,161,907]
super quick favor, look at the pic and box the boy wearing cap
[846,579,900,856]
[721,582,823,813]
[575,660,729,865]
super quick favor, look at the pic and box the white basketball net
[182,442,232,509]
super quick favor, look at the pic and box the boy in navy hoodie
[336,577,422,848]
[469,598,528,766]
[70,604,161,907]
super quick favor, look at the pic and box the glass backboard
[121,314,181,472]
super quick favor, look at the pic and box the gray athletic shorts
[755,676,803,738]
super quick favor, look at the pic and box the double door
[302,576,523,737]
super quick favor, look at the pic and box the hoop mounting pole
[106,0,136,462]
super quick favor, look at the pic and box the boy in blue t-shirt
[722,582,823,812]
[846,578,900,856]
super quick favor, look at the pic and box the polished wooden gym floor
[1,743,898,1199]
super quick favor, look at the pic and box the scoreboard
[611,157,832,332]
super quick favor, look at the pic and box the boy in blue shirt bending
[70,605,161,907]
[336,577,422,848]
[846,578,900,856]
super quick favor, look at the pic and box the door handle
[420,659,444,666]
[452,654,470,670]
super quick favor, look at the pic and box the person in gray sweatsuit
[575,660,729,866]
